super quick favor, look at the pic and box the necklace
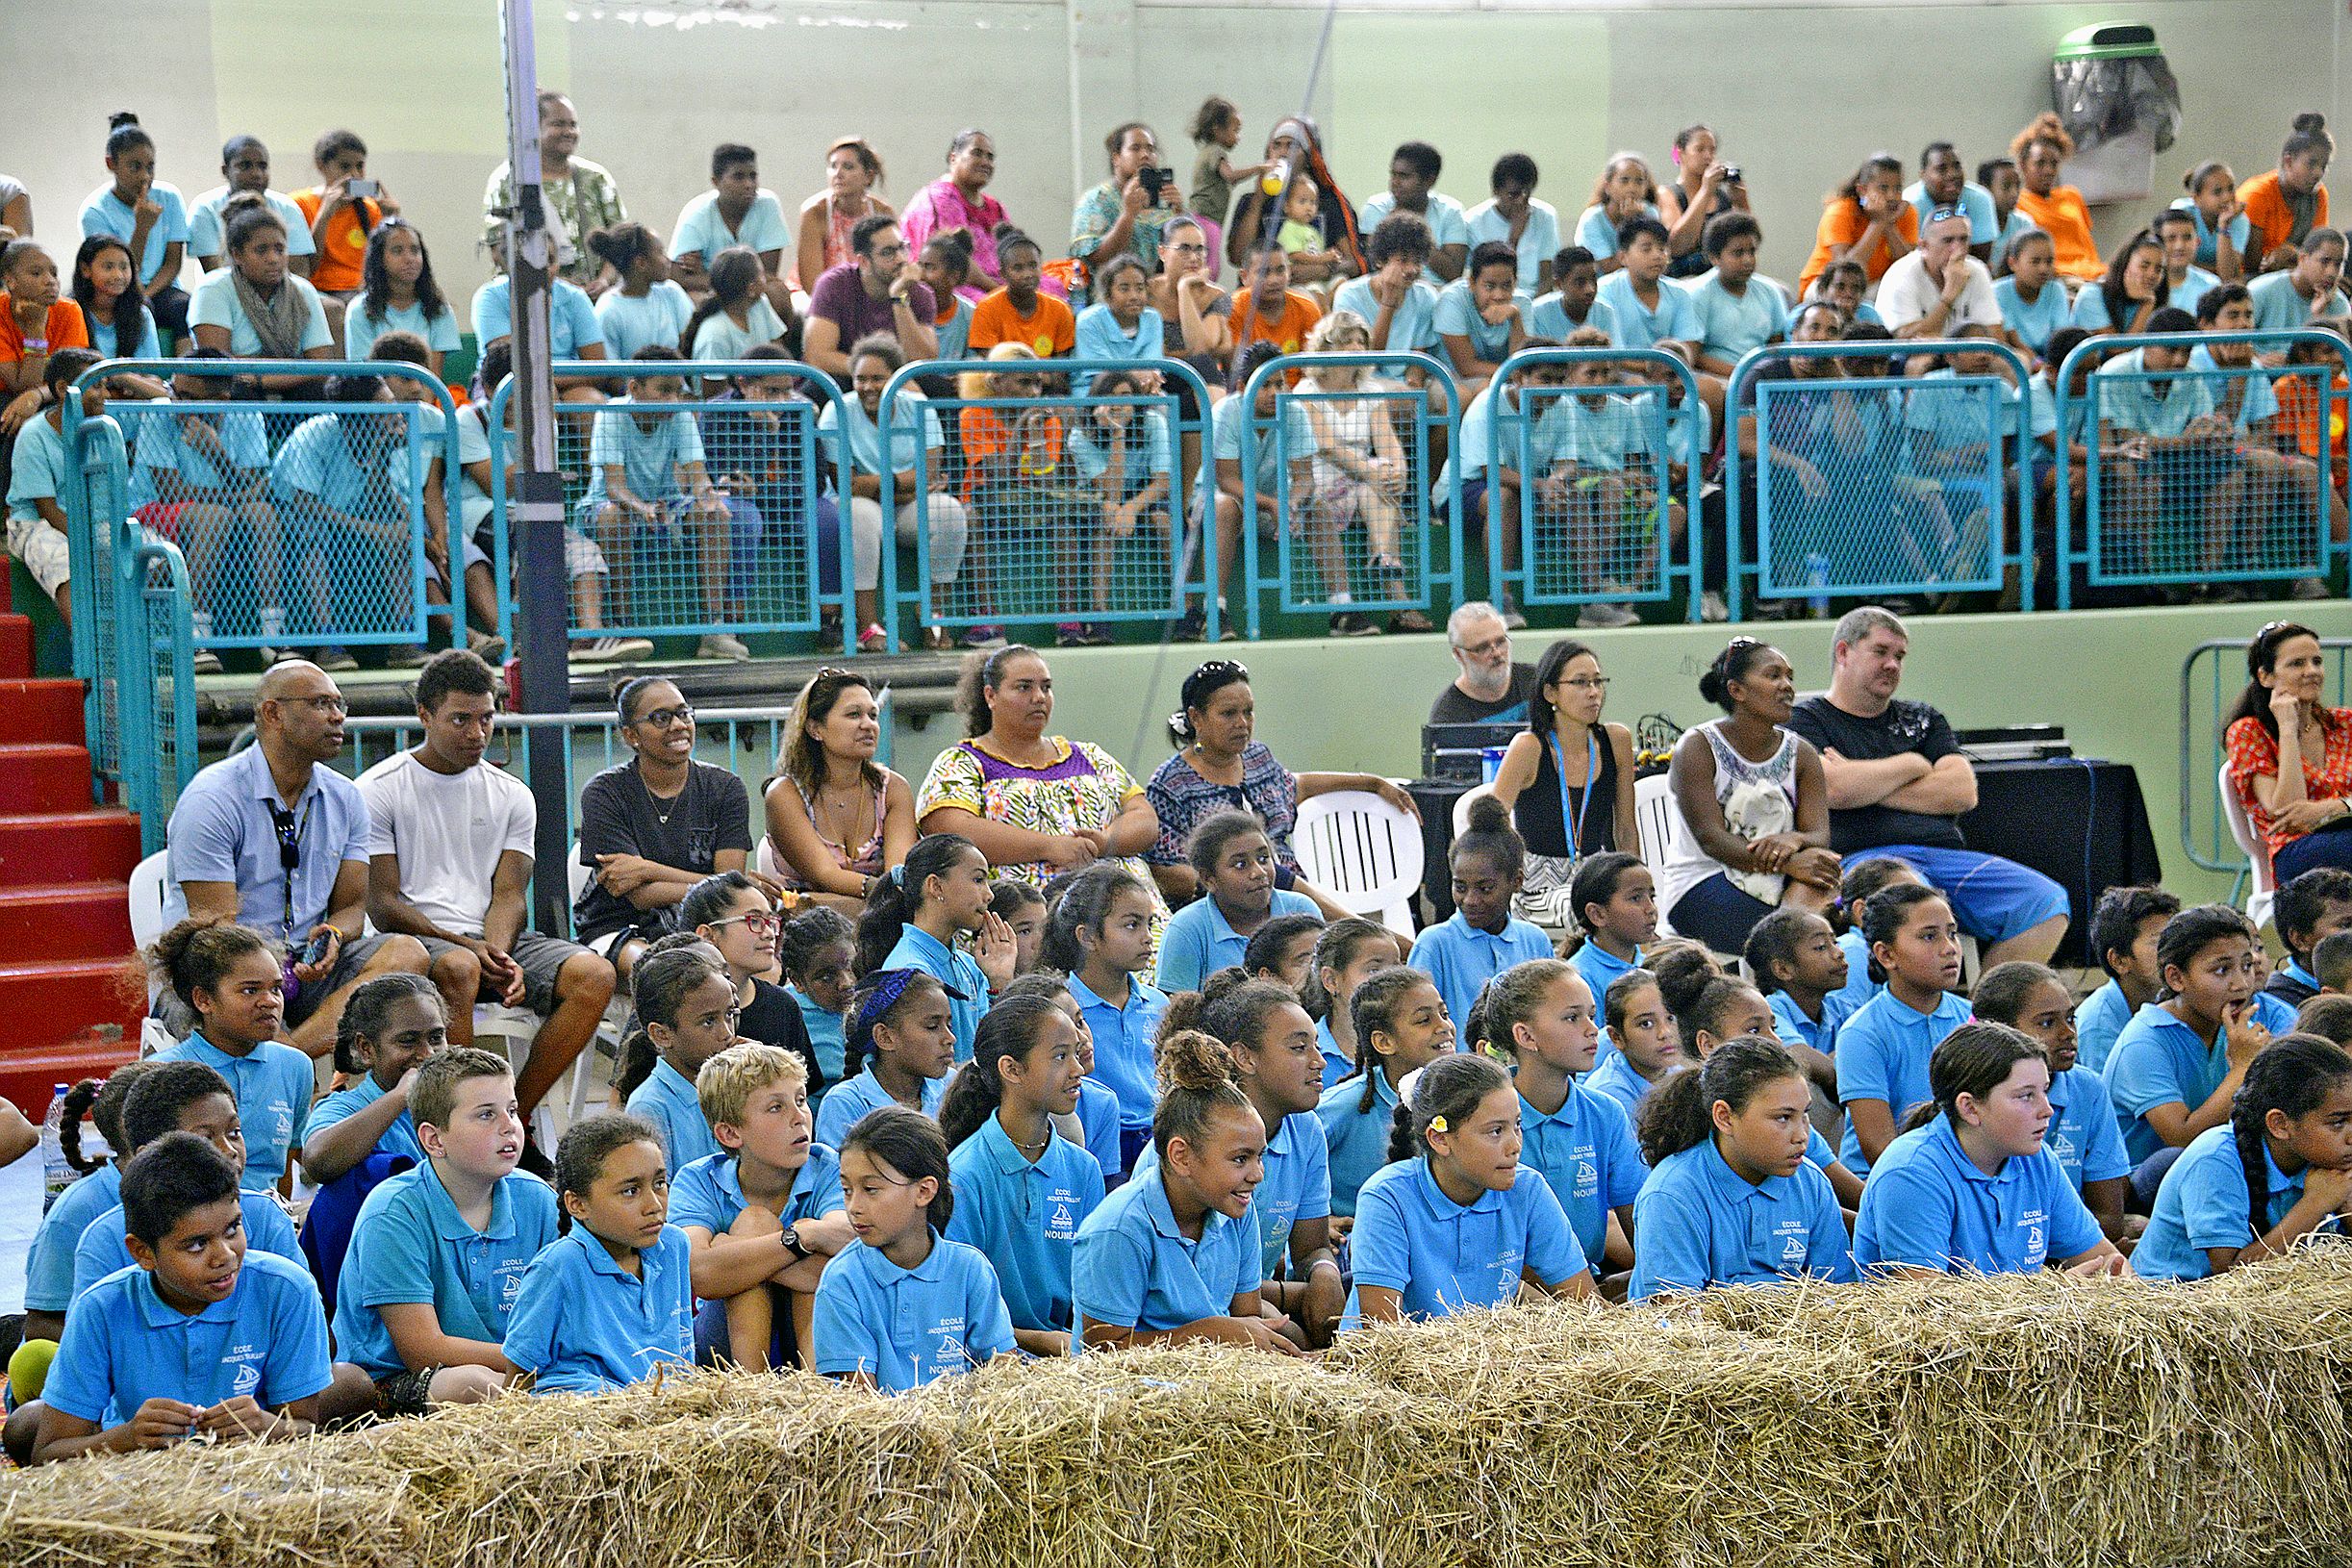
[641,767,686,825]
[1008,1128,1051,1157]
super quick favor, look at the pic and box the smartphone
[297,929,335,967]
[346,177,380,200]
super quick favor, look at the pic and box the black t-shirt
[1783,695,1967,854]
[740,976,823,1096]
[1429,664,1538,726]
[1519,727,1619,858]
[571,760,754,943]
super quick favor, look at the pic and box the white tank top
[1657,721,1802,914]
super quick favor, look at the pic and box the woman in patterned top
[917,646,1164,919]
[2227,620,2352,881]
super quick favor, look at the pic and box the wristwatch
[780,1222,810,1261]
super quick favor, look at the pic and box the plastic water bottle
[1804,552,1831,618]
[39,1083,72,1198]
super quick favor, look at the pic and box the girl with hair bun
[144,917,315,1194]
[2241,114,2335,268]
[1407,795,1554,1029]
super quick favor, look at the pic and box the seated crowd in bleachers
[4,601,2351,1456]
[2,101,2344,659]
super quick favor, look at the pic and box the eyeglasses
[278,693,349,715]
[636,703,695,729]
[710,910,781,935]
[1168,242,1207,255]
[1454,636,1510,659]
[1558,676,1611,692]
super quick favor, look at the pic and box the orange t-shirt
[966,291,1075,359]
[290,189,385,293]
[2274,371,2349,488]
[1796,199,1920,294]
[0,297,89,363]
[2015,186,2103,282]
[1229,289,1322,384]
[2238,169,2330,266]
[958,406,1067,504]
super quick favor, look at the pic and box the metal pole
[499,0,576,934]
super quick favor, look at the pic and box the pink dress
[770,778,887,892]
[899,179,1009,282]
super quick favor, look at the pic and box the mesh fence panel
[1258,380,1441,619]
[129,542,197,851]
[1502,358,1688,609]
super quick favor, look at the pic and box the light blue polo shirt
[2093,347,2217,437]
[946,1115,1106,1333]
[342,296,463,363]
[1583,1049,1656,1125]
[270,409,426,521]
[670,189,790,263]
[2167,197,2254,272]
[791,987,847,1089]
[1822,927,1880,1030]
[813,1068,947,1151]
[1569,944,1639,1026]
[881,923,988,1063]
[1071,1164,1262,1337]
[1407,910,1554,1038]
[623,1057,721,1174]
[1683,269,1789,364]
[1768,989,1835,1056]
[1356,190,1471,287]
[332,1160,561,1378]
[1834,988,1974,1175]
[1316,1066,1401,1220]
[1853,1117,2104,1276]
[1993,276,2071,356]
[1331,274,1440,374]
[1205,391,1318,498]
[667,1143,845,1238]
[819,390,946,491]
[1629,1136,1854,1300]
[1516,1082,1643,1263]
[188,186,316,260]
[129,402,269,493]
[88,307,162,363]
[2134,1123,2339,1281]
[4,413,67,524]
[79,182,192,281]
[1904,180,1998,246]
[2253,989,2300,1037]
[1073,1075,1124,1181]
[1529,292,1616,345]
[1067,410,1173,499]
[2187,345,2280,432]
[1072,304,1166,392]
[1432,278,1534,363]
[2248,268,2351,333]
[1154,888,1319,995]
[44,1251,330,1427]
[150,1030,316,1191]
[2072,980,2137,1076]
[2103,1003,2235,1165]
[1596,270,1699,352]
[24,1164,121,1314]
[71,1189,302,1304]
[1538,391,1651,473]
[470,275,605,354]
[1065,972,1171,1130]
[306,1073,422,1167]
[593,281,695,361]
[1341,1155,1585,1328]
[1134,1106,1329,1276]
[189,268,333,357]
[581,399,706,513]
[1571,202,1643,264]
[1315,1018,1353,1090]
[812,1232,1016,1390]
[2043,1065,2132,1194]
[503,1223,695,1394]
[1466,196,1561,291]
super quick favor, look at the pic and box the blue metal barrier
[2057,329,2348,607]
[876,358,1215,650]
[118,538,197,853]
[1723,339,2034,619]
[1485,345,1702,623]
[2179,634,2352,878]
[1233,350,1461,639]
[485,360,855,655]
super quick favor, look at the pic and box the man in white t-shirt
[1877,207,2001,340]
[357,651,616,1120]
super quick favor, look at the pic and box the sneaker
[1328,612,1380,637]
[1577,601,1640,629]
[697,632,750,661]
[1172,606,1211,642]
[2290,576,2330,600]
[581,635,654,663]
[1500,599,1528,630]
[387,643,434,670]
[921,625,954,652]
[468,629,508,662]
[961,624,1007,650]
[857,622,888,653]
[191,648,223,675]
[316,645,359,672]
[1701,591,1730,623]
[1054,621,1089,647]
[1386,607,1435,634]
[1077,621,1115,646]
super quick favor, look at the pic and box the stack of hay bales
[9,1252,2352,1568]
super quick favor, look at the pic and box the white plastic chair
[471,1003,594,1147]
[128,850,175,1055]
[1631,772,1684,939]
[2218,761,2277,930]
[1293,789,1425,938]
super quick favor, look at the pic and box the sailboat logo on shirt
[1576,1158,1599,1196]
[231,1358,262,1397]
[1048,1201,1075,1240]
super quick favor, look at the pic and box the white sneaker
[1576,601,1639,629]
[581,636,654,663]
[316,646,359,672]
[1701,591,1730,623]
[191,648,223,675]
[1500,601,1529,630]
[696,632,750,661]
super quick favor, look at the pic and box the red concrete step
[0,614,29,680]
[0,1029,136,1121]
[0,957,143,1037]
[0,882,133,959]
[0,678,87,747]
[0,809,141,888]
[0,743,94,814]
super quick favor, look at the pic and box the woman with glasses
[1484,639,1640,925]
[1144,215,1232,483]
[1144,658,1418,907]
[571,675,756,980]
[764,667,917,915]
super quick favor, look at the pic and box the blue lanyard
[1549,729,1601,866]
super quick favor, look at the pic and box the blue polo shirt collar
[1406,1154,1505,1219]
[237,741,327,810]
[651,1057,698,1104]
[2265,1145,2304,1203]
[976,1114,1042,1179]
[574,1227,654,1282]
[1700,1136,1793,1205]
[1064,972,1158,1020]
[858,1228,953,1285]
[1520,1086,1587,1136]
[894,925,972,995]
[132,1266,240,1328]
[420,1159,518,1243]
[1927,1117,2012,1190]
[178,1029,248,1064]
[2284,959,2319,991]
[1138,1165,1239,1250]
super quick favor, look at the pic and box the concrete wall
[4,1,2339,308]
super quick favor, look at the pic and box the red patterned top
[2226,707,2352,854]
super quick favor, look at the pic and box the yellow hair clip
[1427,1115,1449,1135]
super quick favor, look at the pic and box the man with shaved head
[161,660,433,1064]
